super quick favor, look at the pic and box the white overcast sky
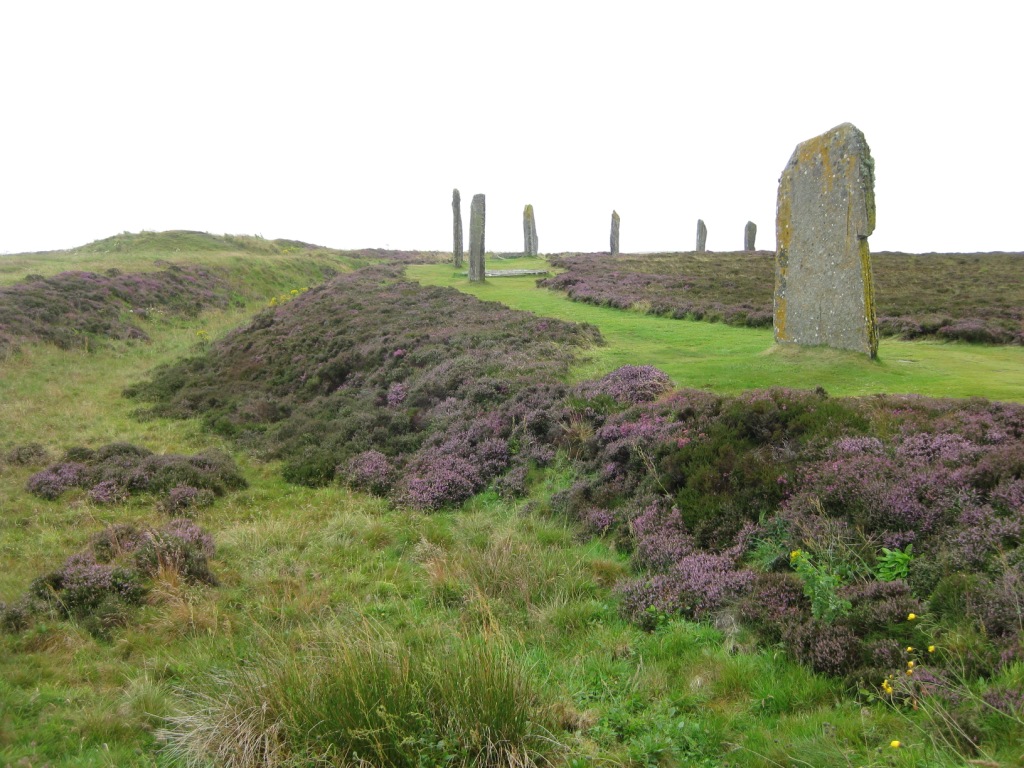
[1,1,1021,256]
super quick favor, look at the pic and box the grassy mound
[125,264,601,504]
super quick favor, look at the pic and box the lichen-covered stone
[610,210,620,256]
[774,122,878,357]
[523,204,538,256]
[696,219,707,252]
[744,221,757,251]
[452,189,464,267]
[468,193,486,282]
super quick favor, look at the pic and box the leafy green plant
[875,544,914,582]
[789,549,852,621]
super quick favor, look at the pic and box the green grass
[409,260,1024,402]
[3,238,1022,766]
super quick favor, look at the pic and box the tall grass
[160,626,562,768]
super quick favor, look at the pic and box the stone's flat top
[460,269,550,277]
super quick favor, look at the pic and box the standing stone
[523,204,538,256]
[610,210,620,256]
[452,189,464,267]
[696,219,707,252]
[468,193,486,282]
[744,221,757,250]
[774,122,878,357]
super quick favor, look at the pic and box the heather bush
[29,553,147,617]
[0,263,230,353]
[134,519,217,585]
[157,485,216,517]
[342,450,395,494]
[4,442,50,466]
[572,364,673,406]
[25,443,246,502]
[2,518,218,638]
[89,479,128,504]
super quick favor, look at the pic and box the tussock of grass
[160,627,563,768]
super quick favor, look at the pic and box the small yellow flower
[906,669,914,675]
[290,289,299,295]
[928,645,935,653]
[907,661,915,669]
[907,613,917,621]
[890,740,901,748]
[906,646,914,652]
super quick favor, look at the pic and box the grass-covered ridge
[3,234,1024,766]
[124,264,601,503]
[538,251,1024,344]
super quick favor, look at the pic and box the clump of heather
[134,519,218,585]
[619,551,753,625]
[0,519,219,638]
[0,263,230,354]
[25,443,246,503]
[89,479,127,504]
[3,442,50,466]
[158,485,216,517]
[573,365,673,406]
[343,450,395,495]
[30,553,146,617]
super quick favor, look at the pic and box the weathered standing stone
[744,221,757,250]
[523,204,538,256]
[774,122,878,357]
[452,189,464,267]
[468,193,486,282]
[696,219,707,252]
[610,210,620,256]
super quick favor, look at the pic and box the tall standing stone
[452,189,464,267]
[774,122,878,357]
[610,210,620,256]
[696,219,707,252]
[523,204,538,256]
[744,221,757,251]
[468,193,486,282]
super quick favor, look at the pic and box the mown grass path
[410,260,1024,402]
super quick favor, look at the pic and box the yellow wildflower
[928,645,935,653]
[906,646,914,652]
[907,613,917,621]
[890,740,901,748]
